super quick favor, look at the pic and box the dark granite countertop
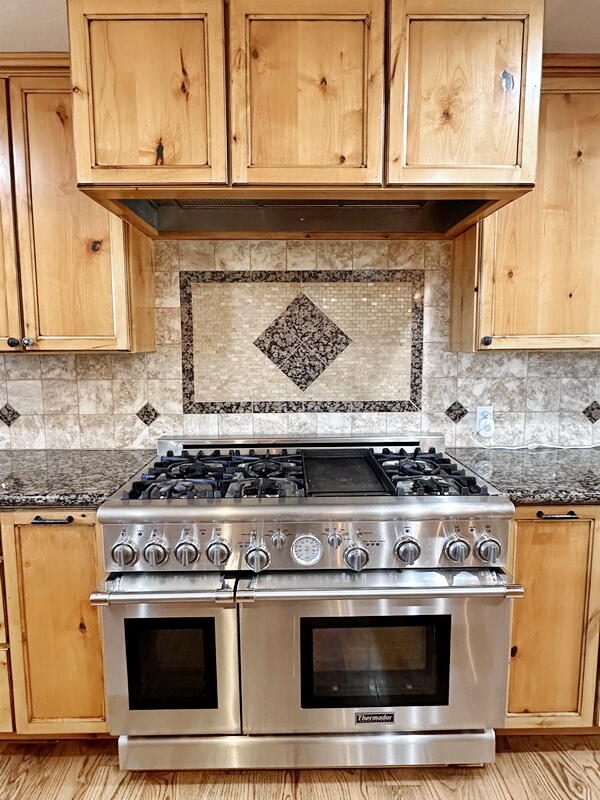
[0,450,155,508]
[449,447,600,505]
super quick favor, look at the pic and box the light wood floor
[0,736,598,800]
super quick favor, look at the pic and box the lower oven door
[238,569,522,735]
[90,573,240,736]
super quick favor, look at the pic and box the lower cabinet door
[1,509,107,734]
[506,507,600,728]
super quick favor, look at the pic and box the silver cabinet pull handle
[535,510,579,521]
[236,585,524,603]
[90,590,233,606]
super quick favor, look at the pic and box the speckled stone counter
[0,450,155,507]
[449,447,600,505]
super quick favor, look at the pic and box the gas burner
[141,478,219,500]
[225,477,303,499]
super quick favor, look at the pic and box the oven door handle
[89,590,234,606]
[236,584,524,603]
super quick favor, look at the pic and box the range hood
[86,186,530,239]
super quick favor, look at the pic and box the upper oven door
[238,570,521,735]
[92,573,240,736]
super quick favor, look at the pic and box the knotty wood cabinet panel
[388,0,543,184]
[9,75,154,351]
[506,507,600,728]
[229,0,384,184]
[451,70,600,350]
[68,0,227,184]
[1,510,106,734]
[0,80,22,352]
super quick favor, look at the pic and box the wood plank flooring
[0,736,598,800]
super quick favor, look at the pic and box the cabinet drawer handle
[31,515,74,525]
[535,510,579,521]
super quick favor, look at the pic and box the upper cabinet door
[229,0,385,185]
[68,0,227,184]
[9,76,130,351]
[0,80,22,351]
[388,0,544,185]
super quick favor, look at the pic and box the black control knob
[344,545,369,572]
[395,538,421,566]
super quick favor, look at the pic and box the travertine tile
[154,271,180,308]
[215,240,250,271]
[250,240,287,271]
[287,412,318,435]
[155,308,182,345]
[316,240,352,270]
[5,354,40,380]
[421,412,456,446]
[147,414,184,440]
[558,412,593,446]
[112,379,147,414]
[489,412,525,447]
[560,351,599,377]
[423,306,449,343]
[350,412,387,434]
[389,240,424,269]
[527,352,561,377]
[526,379,561,412]
[287,240,316,270]
[386,411,422,433]
[423,268,450,307]
[114,415,152,449]
[79,415,115,449]
[44,415,81,449]
[218,413,253,436]
[560,378,596,411]
[147,346,182,380]
[183,414,219,436]
[524,412,560,446]
[457,352,494,378]
[0,422,10,449]
[352,241,388,269]
[317,412,352,435]
[424,240,452,270]
[147,379,183,414]
[422,342,457,378]
[457,378,492,409]
[154,240,179,271]
[40,354,76,379]
[10,414,45,448]
[75,353,113,380]
[253,413,288,435]
[8,380,43,414]
[491,352,528,378]
[180,240,214,270]
[490,378,528,412]
[111,353,147,380]
[77,380,114,414]
[42,380,79,415]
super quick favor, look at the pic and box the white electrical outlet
[476,406,494,438]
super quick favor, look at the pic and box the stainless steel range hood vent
[119,197,487,235]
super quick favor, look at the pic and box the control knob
[111,541,137,568]
[174,541,200,566]
[445,537,471,563]
[476,536,502,564]
[245,545,270,572]
[395,538,421,566]
[206,540,231,566]
[327,531,343,549]
[344,544,369,572]
[270,530,287,550]
[143,540,169,567]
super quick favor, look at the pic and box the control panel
[103,518,510,573]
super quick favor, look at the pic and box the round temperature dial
[291,535,323,567]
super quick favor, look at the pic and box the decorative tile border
[180,269,424,414]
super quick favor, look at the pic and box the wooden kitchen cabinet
[68,0,227,185]
[451,64,600,350]
[229,0,385,185]
[388,0,544,185]
[1,509,107,734]
[0,80,21,352]
[3,73,154,352]
[505,506,600,729]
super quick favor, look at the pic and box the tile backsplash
[1,237,599,449]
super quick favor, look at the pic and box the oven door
[238,569,522,734]
[90,573,240,736]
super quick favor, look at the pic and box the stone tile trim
[180,269,424,414]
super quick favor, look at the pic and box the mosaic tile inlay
[0,404,20,427]
[254,293,352,390]
[583,400,600,424]
[180,269,424,414]
[136,403,160,426]
[445,401,468,423]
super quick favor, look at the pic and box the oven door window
[124,618,218,710]
[300,615,451,708]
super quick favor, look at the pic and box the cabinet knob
[480,336,493,346]
[6,338,20,348]
[90,240,102,252]
[21,337,35,348]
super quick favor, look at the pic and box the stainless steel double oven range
[92,435,522,770]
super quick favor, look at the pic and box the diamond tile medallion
[0,403,20,426]
[583,400,600,423]
[137,403,160,426]
[445,401,468,423]
[254,293,352,390]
